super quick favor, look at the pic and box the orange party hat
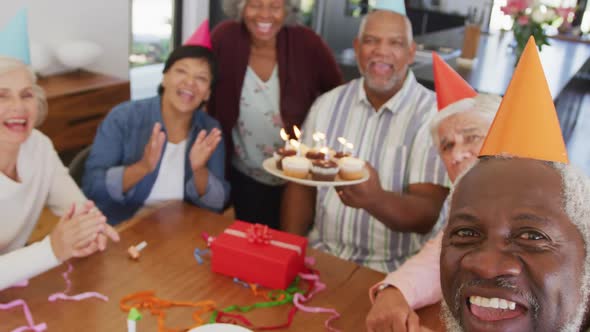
[478,37,568,163]
[432,52,477,111]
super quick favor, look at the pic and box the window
[130,0,174,67]
[129,0,176,99]
[345,0,377,17]
[300,0,316,26]
[582,6,590,33]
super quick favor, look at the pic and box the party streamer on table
[0,299,47,332]
[120,291,216,332]
[293,272,341,332]
[210,276,305,330]
[48,262,108,302]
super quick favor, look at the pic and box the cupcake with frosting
[282,156,311,179]
[274,148,296,170]
[310,159,339,181]
[338,157,365,180]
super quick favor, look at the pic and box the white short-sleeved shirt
[302,72,448,273]
[144,140,187,205]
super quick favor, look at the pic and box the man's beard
[441,277,539,332]
[440,275,588,332]
[363,71,403,94]
[442,299,586,332]
[358,61,405,95]
[441,299,464,332]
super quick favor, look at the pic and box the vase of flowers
[501,0,573,63]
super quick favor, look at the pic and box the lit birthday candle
[320,147,329,161]
[314,132,326,149]
[290,139,301,156]
[337,137,347,153]
[293,125,302,144]
[312,132,321,149]
[345,142,354,155]
[280,128,290,150]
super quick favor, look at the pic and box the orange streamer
[120,291,216,332]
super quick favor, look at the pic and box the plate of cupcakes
[263,145,369,187]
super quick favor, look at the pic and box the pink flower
[517,15,530,25]
[500,5,519,16]
[555,7,575,21]
[511,0,532,11]
[501,0,532,15]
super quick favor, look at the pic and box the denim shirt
[82,96,230,224]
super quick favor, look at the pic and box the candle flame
[280,128,289,141]
[293,126,302,139]
[337,137,347,145]
[346,142,354,150]
[289,139,300,149]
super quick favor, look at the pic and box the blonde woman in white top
[0,56,119,291]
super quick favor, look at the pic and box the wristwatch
[374,283,395,298]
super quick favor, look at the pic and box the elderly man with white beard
[368,37,590,332]
[441,156,590,332]
[440,39,590,332]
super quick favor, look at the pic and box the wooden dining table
[0,202,443,331]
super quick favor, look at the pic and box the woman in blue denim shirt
[83,46,230,225]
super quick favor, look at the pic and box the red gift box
[211,221,308,289]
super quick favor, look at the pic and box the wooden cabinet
[37,70,130,154]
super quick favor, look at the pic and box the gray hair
[553,161,590,332]
[358,10,413,45]
[0,56,48,127]
[443,158,590,332]
[222,0,301,25]
[429,93,501,148]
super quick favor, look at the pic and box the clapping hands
[189,128,222,172]
[50,201,119,262]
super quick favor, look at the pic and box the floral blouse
[232,66,285,185]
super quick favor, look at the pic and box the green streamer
[207,276,305,323]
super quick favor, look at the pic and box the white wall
[0,0,130,79]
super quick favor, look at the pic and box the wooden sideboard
[37,70,130,155]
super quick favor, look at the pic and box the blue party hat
[374,0,407,16]
[0,8,31,64]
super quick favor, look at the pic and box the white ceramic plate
[262,158,369,187]
[188,323,254,332]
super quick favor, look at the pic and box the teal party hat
[374,0,407,16]
[0,8,31,64]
